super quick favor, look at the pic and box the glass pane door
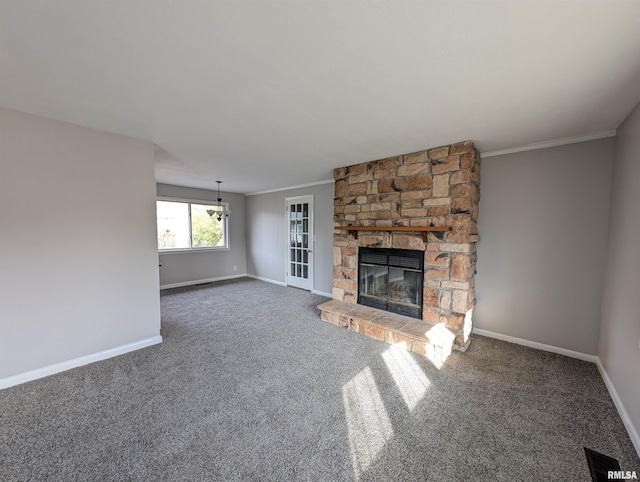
[286,196,313,290]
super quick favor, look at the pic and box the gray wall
[245,182,334,294]
[157,183,246,287]
[598,102,640,440]
[475,138,615,355]
[0,109,161,379]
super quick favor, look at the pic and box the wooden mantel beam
[334,225,452,242]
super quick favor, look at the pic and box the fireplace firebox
[358,248,424,319]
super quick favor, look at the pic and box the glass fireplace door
[359,264,389,306]
[358,247,424,319]
[387,267,421,308]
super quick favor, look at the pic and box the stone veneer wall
[332,141,481,348]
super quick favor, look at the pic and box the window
[157,199,228,251]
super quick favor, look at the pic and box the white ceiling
[2,1,639,194]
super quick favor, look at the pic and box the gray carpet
[1,277,638,481]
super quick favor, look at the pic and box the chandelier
[206,181,231,221]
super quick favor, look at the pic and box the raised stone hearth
[318,299,455,364]
[319,140,480,357]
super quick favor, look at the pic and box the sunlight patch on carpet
[342,367,393,479]
[382,345,431,410]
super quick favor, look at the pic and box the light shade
[207,181,231,221]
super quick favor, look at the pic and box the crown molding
[246,130,619,193]
[245,179,334,196]
[480,130,617,158]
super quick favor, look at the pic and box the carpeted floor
[1,277,638,481]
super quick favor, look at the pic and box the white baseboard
[245,275,331,296]
[0,335,163,390]
[596,359,640,457]
[472,328,598,363]
[473,327,639,457]
[245,273,286,286]
[162,274,328,296]
[160,273,248,290]
[311,290,333,298]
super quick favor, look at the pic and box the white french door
[285,195,313,291]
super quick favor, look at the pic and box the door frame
[284,195,314,290]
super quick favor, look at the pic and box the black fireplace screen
[358,248,424,319]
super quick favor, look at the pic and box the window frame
[157,196,230,253]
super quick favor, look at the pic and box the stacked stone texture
[332,140,481,347]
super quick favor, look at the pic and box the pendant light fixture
[206,181,231,221]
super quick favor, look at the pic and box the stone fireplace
[319,140,480,355]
